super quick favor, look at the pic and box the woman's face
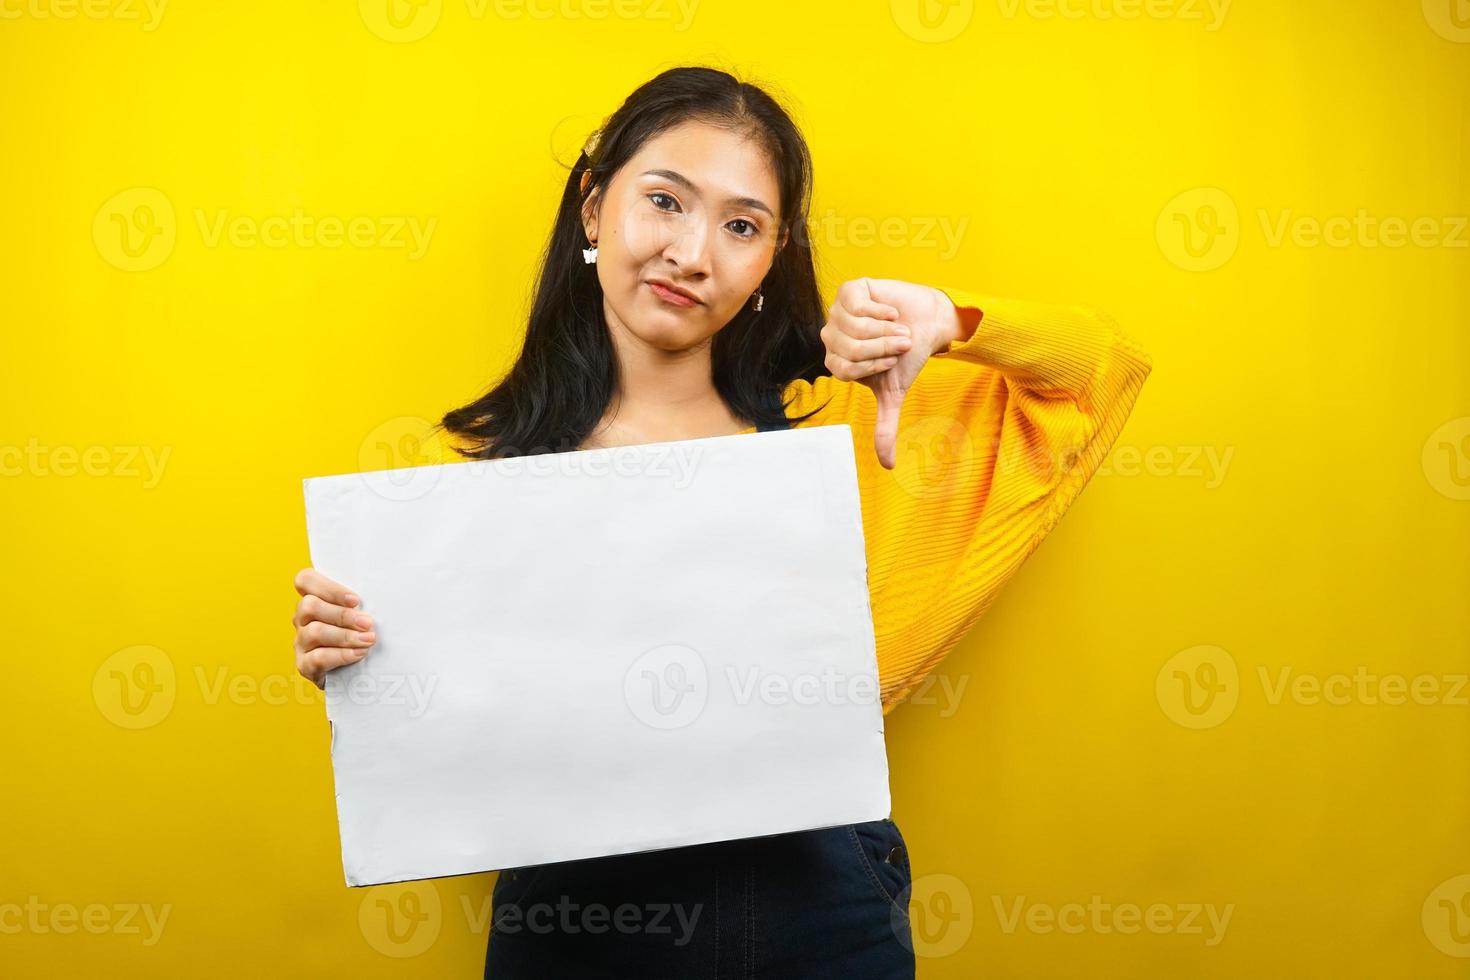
[581,120,786,352]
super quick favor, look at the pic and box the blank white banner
[302,423,891,887]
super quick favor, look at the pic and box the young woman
[292,66,1152,978]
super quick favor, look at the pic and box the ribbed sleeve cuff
[932,284,1153,402]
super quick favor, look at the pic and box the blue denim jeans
[484,818,916,978]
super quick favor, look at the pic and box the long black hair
[436,65,829,460]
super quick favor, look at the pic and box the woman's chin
[629,318,709,351]
[643,331,705,353]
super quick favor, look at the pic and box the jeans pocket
[846,819,913,918]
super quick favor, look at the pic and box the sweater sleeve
[786,285,1154,714]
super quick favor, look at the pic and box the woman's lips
[647,281,700,308]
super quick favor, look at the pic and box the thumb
[872,385,906,469]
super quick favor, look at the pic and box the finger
[300,620,377,654]
[293,637,324,688]
[827,312,908,341]
[823,322,912,363]
[825,352,900,382]
[305,645,372,679]
[294,567,361,608]
[294,593,374,632]
[838,278,903,322]
[873,387,906,470]
[845,297,902,322]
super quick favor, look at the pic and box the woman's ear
[579,171,599,243]
[581,199,599,244]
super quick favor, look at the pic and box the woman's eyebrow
[640,169,774,218]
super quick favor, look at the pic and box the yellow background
[3,0,1468,976]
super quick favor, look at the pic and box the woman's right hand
[293,568,376,689]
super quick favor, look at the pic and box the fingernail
[344,593,360,607]
[356,614,373,629]
[360,632,376,645]
[895,324,910,336]
[896,337,912,349]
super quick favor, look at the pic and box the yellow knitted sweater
[436,285,1153,716]
[768,286,1153,714]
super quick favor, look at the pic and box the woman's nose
[662,220,713,275]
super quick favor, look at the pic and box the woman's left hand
[820,277,961,469]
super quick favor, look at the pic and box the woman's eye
[648,193,756,238]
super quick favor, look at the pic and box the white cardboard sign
[302,423,890,887]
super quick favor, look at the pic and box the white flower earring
[751,286,764,312]
[582,239,598,265]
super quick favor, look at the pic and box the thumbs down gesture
[819,277,970,469]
